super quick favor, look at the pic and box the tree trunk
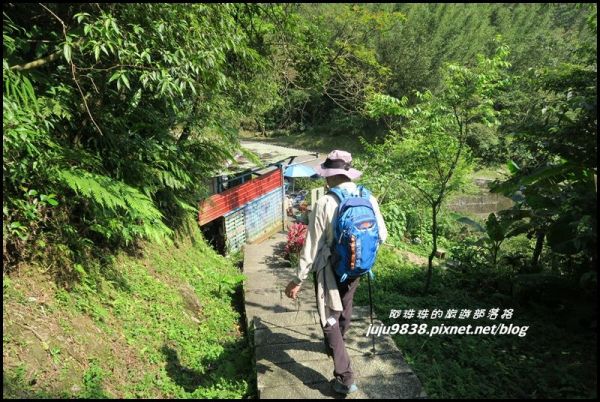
[492,241,501,268]
[531,231,545,270]
[425,204,437,293]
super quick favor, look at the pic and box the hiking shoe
[332,379,358,395]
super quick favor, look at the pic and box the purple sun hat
[314,150,362,180]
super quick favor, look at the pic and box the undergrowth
[3,221,253,399]
[354,247,597,398]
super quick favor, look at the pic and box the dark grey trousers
[321,275,361,387]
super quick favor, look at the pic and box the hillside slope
[3,223,253,398]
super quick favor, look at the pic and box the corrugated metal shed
[199,167,284,253]
[199,142,320,254]
[198,168,282,225]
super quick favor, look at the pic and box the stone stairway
[243,232,427,399]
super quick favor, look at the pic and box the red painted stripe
[198,168,282,225]
[201,186,276,212]
[199,189,276,220]
[199,177,281,223]
[200,177,280,212]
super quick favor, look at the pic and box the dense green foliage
[360,44,511,291]
[3,3,595,273]
[491,47,597,280]
[354,247,596,398]
[259,4,595,162]
[260,4,400,134]
[3,3,286,271]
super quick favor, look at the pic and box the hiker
[284,150,388,395]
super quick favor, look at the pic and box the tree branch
[10,50,62,71]
[77,64,159,72]
[10,4,66,71]
[37,3,104,137]
[72,64,104,136]
[39,3,66,31]
[411,182,435,205]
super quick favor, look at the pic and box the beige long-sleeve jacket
[292,181,388,327]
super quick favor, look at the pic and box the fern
[58,169,173,243]
[173,195,198,213]
[154,168,186,190]
[59,170,127,211]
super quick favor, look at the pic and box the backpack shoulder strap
[328,187,349,204]
[357,185,371,200]
[327,187,350,242]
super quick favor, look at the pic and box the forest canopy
[3,3,596,280]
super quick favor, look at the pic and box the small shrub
[285,223,307,262]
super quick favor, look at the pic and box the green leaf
[63,43,72,63]
[160,80,169,95]
[491,163,577,195]
[121,74,130,90]
[108,71,121,83]
[507,160,520,174]
[74,263,87,277]
[40,194,59,206]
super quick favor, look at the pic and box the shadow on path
[253,317,348,398]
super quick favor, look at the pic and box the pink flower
[285,223,307,258]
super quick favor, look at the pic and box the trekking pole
[368,272,375,353]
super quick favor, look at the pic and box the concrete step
[253,312,375,337]
[254,316,397,362]
[245,288,318,323]
[252,307,382,341]
[243,234,287,272]
[252,311,320,329]
[243,255,291,275]
[243,230,426,399]
[250,305,375,329]
[245,289,373,318]
[243,271,295,291]
[255,331,398,365]
[256,352,414,389]
[254,323,323,347]
[259,373,427,399]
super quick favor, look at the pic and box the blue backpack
[329,185,380,282]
